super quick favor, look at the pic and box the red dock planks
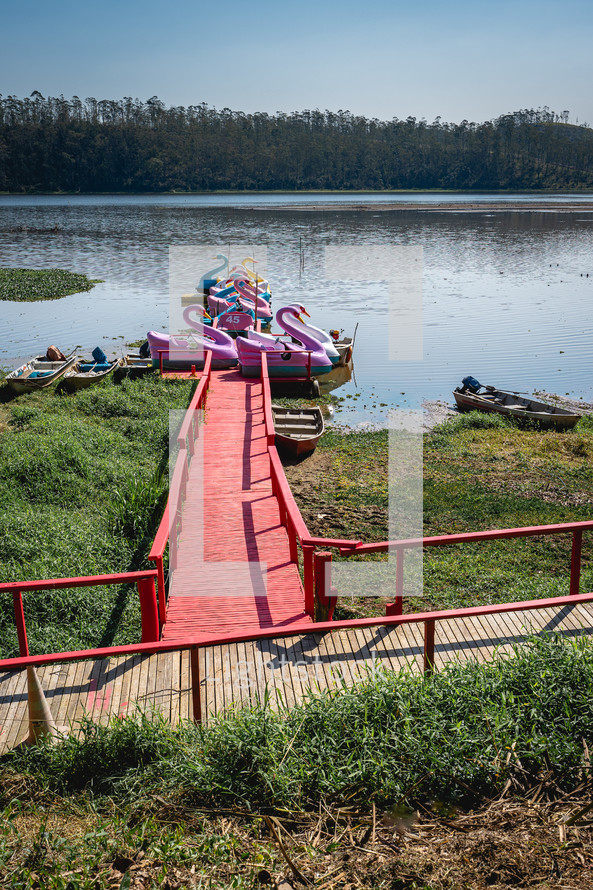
[162,369,310,641]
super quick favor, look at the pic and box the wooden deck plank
[124,653,145,719]
[50,661,72,731]
[0,669,27,751]
[143,652,161,716]
[438,614,478,665]
[180,649,193,722]
[113,654,139,720]
[134,654,153,716]
[5,604,593,749]
[60,659,87,731]
[348,626,382,682]
[199,647,214,722]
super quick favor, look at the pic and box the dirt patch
[423,399,457,430]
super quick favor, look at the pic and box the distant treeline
[1,93,593,192]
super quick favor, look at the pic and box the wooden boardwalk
[162,369,310,642]
[2,602,593,751]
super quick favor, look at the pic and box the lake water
[1,194,592,427]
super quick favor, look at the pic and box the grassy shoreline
[0,374,193,657]
[2,384,593,886]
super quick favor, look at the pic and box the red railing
[261,352,275,445]
[148,351,213,624]
[2,588,593,723]
[0,571,160,658]
[329,521,593,614]
[177,351,213,455]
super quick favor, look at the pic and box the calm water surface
[1,195,592,427]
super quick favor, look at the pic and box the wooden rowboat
[272,404,325,456]
[124,354,154,371]
[453,378,581,429]
[334,337,353,367]
[5,355,77,393]
[62,358,124,391]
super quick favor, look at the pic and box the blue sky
[2,0,592,125]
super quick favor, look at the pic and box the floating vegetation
[0,267,102,302]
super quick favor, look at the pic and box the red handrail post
[287,515,298,564]
[155,556,167,627]
[570,529,583,596]
[424,619,435,675]
[12,591,29,657]
[190,645,202,723]
[303,545,315,616]
[386,548,404,616]
[314,551,333,622]
[159,350,164,375]
[138,576,160,642]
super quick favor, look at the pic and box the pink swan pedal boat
[236,305,333,378]
[147,305,238,369]
[208,278,272,321]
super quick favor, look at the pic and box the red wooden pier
[1,353,593,749]
[161,365,310,642]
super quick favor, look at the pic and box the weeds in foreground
[5,636,593,810]
[2,637,593,888]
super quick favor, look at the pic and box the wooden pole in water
[254,273,259,331]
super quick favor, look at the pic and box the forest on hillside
[1,94,592,192]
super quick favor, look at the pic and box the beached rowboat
[272,404,325,456]
[5,355,77,393]
[62,357,123,391]
[453,377,581,429]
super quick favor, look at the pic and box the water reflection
[1,198,592,427]
[318,361,352,393]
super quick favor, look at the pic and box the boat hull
[272,404,325,455]
[240,361,332,378]
[6,356,77,393]
[62,359,123,391]
[453,388,581,429]
[146,330,238,369]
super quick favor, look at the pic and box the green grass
[1,404,593,886]
[0,794,264,889]
[285,410,593,618]
[0,374,192,657]
[2,636,592,887]
[0,267,101,302]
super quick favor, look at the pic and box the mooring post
[570,529,583,596]
[155,556,167,628]
[138,576,160,642]
[12,591,29,657]
[190,646,202,723]
[386,548,404,615]
[424,619,435,675]
[314,551,333,622]
[303,545,315,616]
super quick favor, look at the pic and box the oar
[485,385,529,395]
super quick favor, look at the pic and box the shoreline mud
[266,201,593,212]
